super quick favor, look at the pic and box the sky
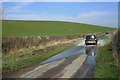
[2,2,118,28]
[2,0,120,2]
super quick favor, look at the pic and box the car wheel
[85,43,88,45]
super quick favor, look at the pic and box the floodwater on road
[3,34,109,78]
[72,46,99,78]
[41,46,85,64]
[41,35,108,64]
[41,37,106,78]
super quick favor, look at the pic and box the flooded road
[4,34,109,78]
[40,34,108,78]
[41,45,99,78]
[41,34,108,64]
[41,46,85,64]
[72,46,99,78]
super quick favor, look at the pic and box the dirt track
[3,34,109,78]
[5,53,87,78]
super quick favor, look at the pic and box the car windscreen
[86,35,96,39]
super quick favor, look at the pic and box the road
[3,34,109,79]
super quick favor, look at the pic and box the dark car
[85,34,98,45]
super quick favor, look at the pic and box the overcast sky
[3,2,118,28]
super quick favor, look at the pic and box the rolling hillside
[2,20,116,36]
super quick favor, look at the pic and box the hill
[2,20,115,36]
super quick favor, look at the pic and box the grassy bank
[94,44,118,78]
[3,41,75,75]
[2,36,81,53]
[3,20,115,36]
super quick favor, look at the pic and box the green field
[3,20,115,36]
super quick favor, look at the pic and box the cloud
[78,12,111,19]
[3,14,74,21]
[4,2,34,13]
[2,0,119,2]
[78,11,118,27]
[11,2,33,10]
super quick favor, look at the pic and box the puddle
[72,36,109,78]
[41,35,108,77]
[83,46,98,77]
[41,46,85,64]
[72,46,98,78]
[41,38,104,64]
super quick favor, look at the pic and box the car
[85,34,98,45]
[104,32,109,35]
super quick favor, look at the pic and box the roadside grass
[94,44,118,78]
[2,41,75,75]
[3,20,115,36]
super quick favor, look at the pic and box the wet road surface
[41,46,85,64]
[4,35,109,78]
[72,46,99,78]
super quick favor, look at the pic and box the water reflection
[41,44,98,64]
[91,52,95,56]
[85,45,98,56]
[41,46,85,64]
[73,45,98,78]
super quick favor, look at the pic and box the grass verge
[2,41,75,75]
[94,44,118,78]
